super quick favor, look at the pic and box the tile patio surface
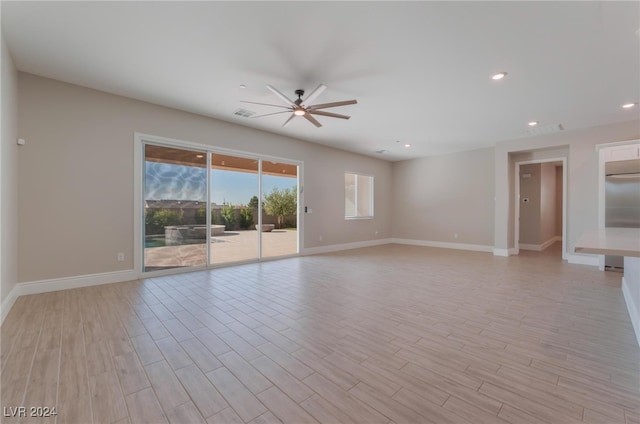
[145,229,298,270]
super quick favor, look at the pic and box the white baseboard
[566,253,599,266]
[18,269,138,296]
[519,236,562,252]
[493,248,509,257]
[622,276,640,348]
[1,284,20,325]
[393,238,493,253]
[1,269,138,323]
[302,238,392,256]
[518,243,539,251]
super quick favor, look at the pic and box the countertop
[574,227,640,257]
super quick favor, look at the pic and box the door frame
[134,132,304,278]
[513,157,567,260]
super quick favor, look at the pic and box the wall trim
[493,248,510,257]
[302,238,391,256]
[519,236,562,252]
[622,276,640,348]
[392,238,493,253]
[18,269,138,297]
[566,253,599,266]
[1,285,20,324]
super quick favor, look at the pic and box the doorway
[514,158,567,259]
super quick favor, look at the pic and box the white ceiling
[2,1,639,161]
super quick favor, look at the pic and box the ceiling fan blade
[302,84,327,107]
[308,110,351,120]
[308,99,358,110]
[252,111,291,118]
[282,113,296,127]
[303,113,322,128]
[267,85,296,106]
[240,100,290,109]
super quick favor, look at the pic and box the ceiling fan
[241,84,357,128]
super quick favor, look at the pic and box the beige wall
[17,73,392,282]
[1,34,19,306]
[391,147,494,247]
[495,121,640,255]
[11,71,640,285]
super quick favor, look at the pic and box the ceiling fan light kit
[241,84,357,128]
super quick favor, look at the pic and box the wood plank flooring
[1,243,638,423]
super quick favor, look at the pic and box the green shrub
[194,207,206,224]
[145,209,184,235]
[239,206,253,229]
[221,203,236,229]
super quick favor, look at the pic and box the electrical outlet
[319,235,323,241]
[454,233,459,239]
[117,252,125,262]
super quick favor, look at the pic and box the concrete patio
[144,229,298,271]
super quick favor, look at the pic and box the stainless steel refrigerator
[605,159,640,270]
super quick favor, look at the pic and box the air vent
[526,123,564,136]
[233,108,255,118]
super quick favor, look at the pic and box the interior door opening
[514,158,567,260]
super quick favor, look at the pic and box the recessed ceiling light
[239,84,246,89]
[622,102,637,109]
[528,121,539,126]
[492,72,507,80]
[404,143,412,148]
[196,154,204,158]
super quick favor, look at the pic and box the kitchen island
[575,227,640,346]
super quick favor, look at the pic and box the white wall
[17,73,392,283]
[1,33,19,311]
[494,121,640,258]
[622,257,640,347]
[391,147,494,248]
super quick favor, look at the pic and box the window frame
[344,172,374,220]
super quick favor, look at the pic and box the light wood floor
[2,243,639,424]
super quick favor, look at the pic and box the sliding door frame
[134,132,304,278]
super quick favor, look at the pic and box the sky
[145,162,297,205]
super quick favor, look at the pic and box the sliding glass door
[261,161,298,258]
[143,145,208,272]
[210,153,259,265]
[141,140,300,273]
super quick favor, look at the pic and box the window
[345,173,374,218]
